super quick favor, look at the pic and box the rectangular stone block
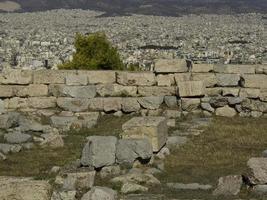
[255,65,267,74]
[0,69,32,85]
[138,86,177,97]
[222,88,240,97]
[66,74,88,86]
[192,73,217,88]
[205,88,223,96]
[154,59,188,73]
[88,98,104,111]
[181,98,201,111]
[121,98,140,113]
[79,71,116,84]
[28,97,57,109]
[116,72,156,86]
[49,85,96,98]
[50,115,78,131]
[33,70,75,84]
[0,85,21,97]
[57,97,90,112]
[103,97,122,112]
[242,74,267,89]
[4,97,29,109]
[214,64,255,74]
[178,81,205,97]
[260,89,267,102]
[0,100,4,114]
[239,88,260,98]
[216,74,240,86]
[122,117,168,152]
[96,84,137,97]
[17,84,48,97]
[174,73,191,85]
[192,63,214,73]
[156,74,175,86]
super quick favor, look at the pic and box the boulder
[122,98,140,113]
[57,98,90,112]
[192,63,214,73]
[0,176,51,200]
[121,183,148,194]
[81,187,117,200]
[62,171,96,190]
[117,72,156,86]
[156,74,174,86]
[239,88,260,98]
[212,175,242,196]
[121,117,168,152]
[0,143,21,154]
[116,139,153,165]
[215,106,237,117]
[154,59,188,73]
[65,74,88,86]
[216,74,240,86]
[4,132,31,144]
[247,157,267,184]
[0,69,32,84]
[178,81,205,97]
[241,74,267,88]
[96,84,137,97]
[103,98,122,112]
[138,96,164,110]
[192,73,217,87]
[164,96,178,108]
[81,136,117,168]
[181,98,200,111]
[138,86,177,97]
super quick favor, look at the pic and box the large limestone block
[121,98,140,113]
[241,99,267,112]
[216,74,240,87]
[65,74,88,86]
[81,186,117,200]
[239,88,260,98]
[173,73,191,85]
[4,97,29,110]
[0,69,32,85]
[0,85,22,97]
[214,64,255,74]
[57,98,90,112]
[215,105,237,117]
[260,89,267,102]
[192,73,217,87]
[181,98,201,111]
[117,72,156,86]
[156,74,175,86]
[81,136,117,168]
[241,74,267,89]
[103,98,122,112]
[0,176,51,200]
[17,84,48,97]
[154,59,188,73]
[33,70,75,84]
[50,85,96,98]
[178,81,205,97]
[79,70,116,84]
[96,84,137,97]
[213,175,242,196]
[221,87,240,97]
[28,97,57,109]
[247,157,267,184]
[75,112,99,129]
[138,96,164,110]
[88,98,104,111]
[205,88,223,96]
[192,63,214,73]
[121,117,168,152]
[0,99,5,114]
[50,116,78,130]
[138,86,177,97]
[255,65,267,74]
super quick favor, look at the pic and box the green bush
[58,32,124,70]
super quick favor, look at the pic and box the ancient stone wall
[0,61,266,122]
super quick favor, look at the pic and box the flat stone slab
[247,157,267,184]
[122,117,168,152]
[167,182,212,190]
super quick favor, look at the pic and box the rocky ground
[0,112,267,199]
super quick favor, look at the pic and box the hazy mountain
[0,0,266,15]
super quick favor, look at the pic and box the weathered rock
[4,132,31,144]
[192,63,214,73]
[247,157,267,184]
[239,88,260,98]
[138,97,164,110]
[17,84,48,97]
[212,175,242,196]
[216,74,240,86]
[154,59,188,73]
[0,69,32,84]
[103,98,122,112]
[50,116,78,131]
[138,86,176,97]
[116,139,153,165]
[178,81,205,97]
[201,103,214,113]
[0,112,19,129]
[66,74,88,86]
[251,111,263,118]
[117,72,156,86]
[164,96,178,108]
[57,98,90,112]
[0,85,22,97]
[0,176,51,200]
[0,143,21,154]
[88,98,104,111]
[163,110,181,119]
[96,84,137,97]
[51,191,77,200]
[155,147,170,159]
[81,136,117,168]
[99,165,121,178]
[81,186,117,200]
[222,87,239,97]
[210,97,228,108]
[215,106,237,117]
[156,74,174,86]
[173,73,191,85]
[214,64,255,74]
[241,74,267,88]
[122,117,168,152]
[166,136,188,150]
[33,70,74,84]
[167,182,212,190]
[28,97,57,109]
[122,98,140,113]
[80,70,116,84]
[205,88,223,96]
[62,171,96,191]
[227,97,245,105]
[74,112,99,129]
[254,185,267,194]
[181,98,200,111]
[192,73,217,87]
[121,183,148,194]
[40,129,64,148]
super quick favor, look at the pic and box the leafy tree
[58,32,124,70]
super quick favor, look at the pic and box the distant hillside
[0,0,266,15]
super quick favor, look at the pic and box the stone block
[213,175,242,196]
[156,74,175,86]
[239,88,260,98]
[116,139,153,165]
[138,86,177,97]
[88,98,104,111]
[17,84,48,97]
[255,65,267,74]
[4,97,29,110]
[121,98,140,113]
[121,117,168,152]
[103,98,122,112]
[0,100,4,114]
[221,88,239,97]
[79,70,116,84]
[57,98,90,112]
[62,171,95,190]
[0,69,32,85]
[75,112,100,128]
[65,74,88,86]
[117,72,156,86]
[154,59,188,73]
[181,98,201,111]
[260,89,267,102]
[50,115,78,130]
[241,74,267,89]
[178,81,205,97]
[205,88,223,96]
[96,84,137,97]
[33,70,75,84]
[247,157,267,184]
[214,64,255,74]
[192,63,214,73]
[81,187,117,200]
[192,73,217,87]
[81,136,117,168]
[50,85,96,98]
[173,73,191,85]
[215,105,237,117]
[28,97,57,109]
[216,74,240,87]
[138,96,164,110]
[0,85,21,97]
[164,96,178,108]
